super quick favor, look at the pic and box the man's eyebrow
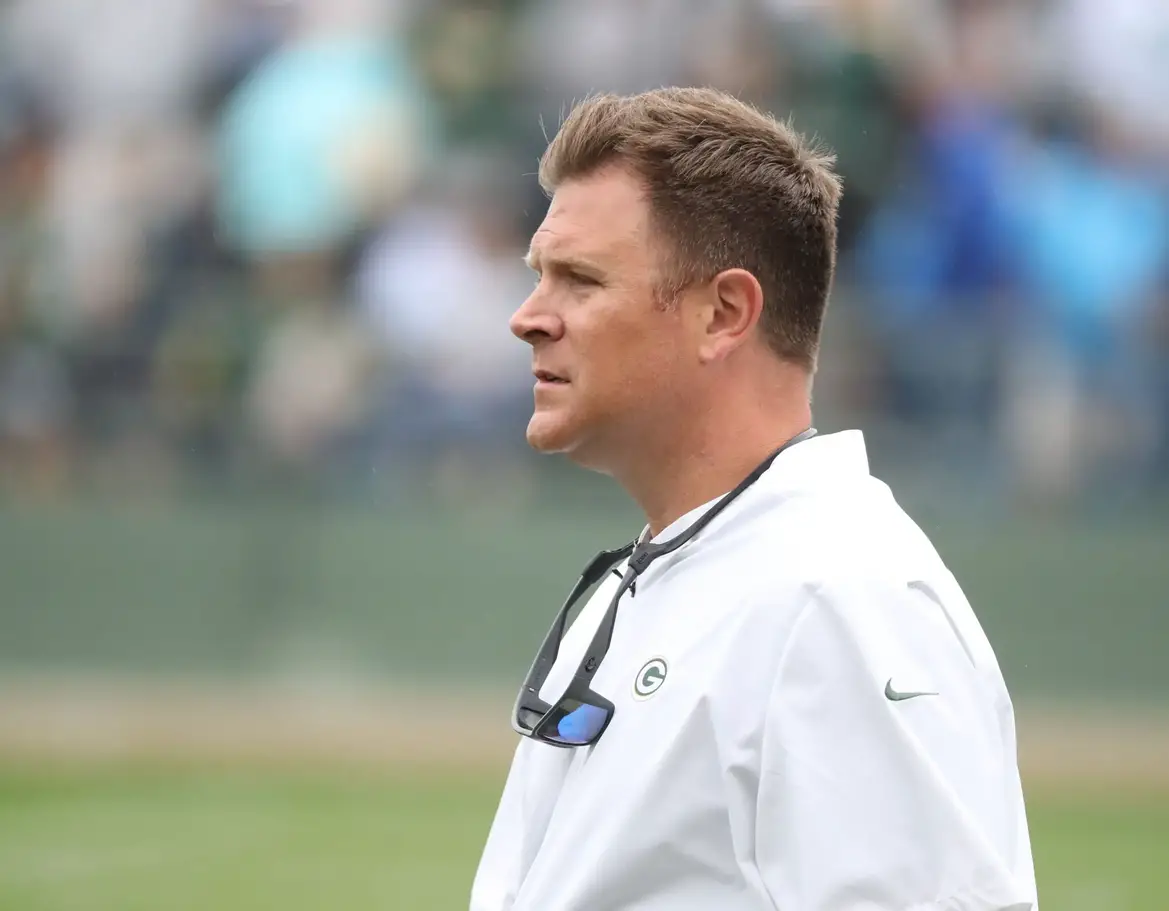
[523,250,605,274]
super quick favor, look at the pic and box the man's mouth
[534,370,569,384]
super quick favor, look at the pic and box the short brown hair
[539,87,842,371]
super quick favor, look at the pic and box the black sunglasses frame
[512,427,818,748]
[511,544,634,746]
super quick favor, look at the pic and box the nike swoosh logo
[885,678,938,701]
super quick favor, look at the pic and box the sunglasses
[511,427,818,748]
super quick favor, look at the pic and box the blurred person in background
[1,0,218,490]
[850,0,1024,493]
[215,0,429,487]
[408,0,529,155]
[353,153,534,501]
[993,0,1169,505]
[0,83,72,497]
[998,105,1169,509]
[475,87,1036,911]
[134,0,297,488]
[759,0,907,251]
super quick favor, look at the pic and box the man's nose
[510,291,563,345]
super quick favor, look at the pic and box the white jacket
[471,430,1038,911]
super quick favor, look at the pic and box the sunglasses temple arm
[576,566,637,677]
[526,564,600,687]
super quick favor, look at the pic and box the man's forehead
[527,170,648,263]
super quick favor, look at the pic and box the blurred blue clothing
[854,99,1017,323]
[217,34,432,255]
[850,99,1016,440]
[1003,140,1169,364]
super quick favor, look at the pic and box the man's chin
[525,414,612,473]
[524,414,577,454]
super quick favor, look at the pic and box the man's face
[511,166,694,468]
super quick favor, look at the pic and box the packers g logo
[633,657,668,699]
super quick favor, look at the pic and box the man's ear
[696,268,765,364]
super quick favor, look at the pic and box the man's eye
[567,271,600,287]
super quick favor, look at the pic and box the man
[471,87,1038,911]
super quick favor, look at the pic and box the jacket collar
[643,430,870,545]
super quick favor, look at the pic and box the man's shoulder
[737,482,996,669]
[720,473,951,588]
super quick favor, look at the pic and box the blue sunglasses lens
[553,701,610,744]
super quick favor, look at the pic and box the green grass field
[0,766,1166,910]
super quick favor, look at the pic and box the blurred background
[0,0,1167,908]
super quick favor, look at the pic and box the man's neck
[617,407,812,538]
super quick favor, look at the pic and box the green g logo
[633,657,668,699]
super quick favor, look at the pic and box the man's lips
[533,369,569,384]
